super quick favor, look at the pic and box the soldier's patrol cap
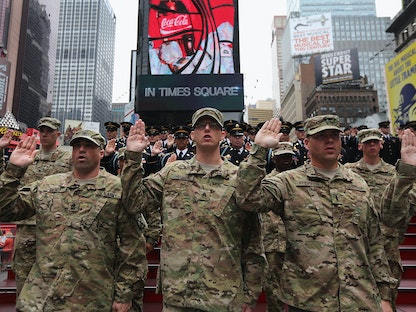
[272,142,296,156]
[378,121,390,128]
[104,121,120,131]
[229,123,245,136]
[293,121,304,131]
[304,115,342,136]
[70,130,106,149]
[173,125,191,139]
[146,126,161,136]
[357,128,383,143]
[192,107,224,128]
[37,117,61,130]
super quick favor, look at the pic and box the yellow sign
[385,42,416,132]
[0,126,22,137]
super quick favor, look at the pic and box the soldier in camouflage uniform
[381,129,416,266]
[122,107,265,312]
[0,130,147,311]
[12,117,73,296]
[344,128,400,311]
[262,142,295,312]
[236,115,396,312]
[0,128,14,173]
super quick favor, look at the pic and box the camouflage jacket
[236,145,397,311]
[0,165,147,311]
[344,159,402,263]
[122,151,265,311]
[382,161,416,232]
[15,146,73,226]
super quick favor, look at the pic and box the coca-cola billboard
[148,0,237,74]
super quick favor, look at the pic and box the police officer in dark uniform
[119,121,133,148]
[292,121,308,167]
[161,126,194,167]
[104,121,124,150]
[143,126,163,176]
[220,119,237,152]
[378,120,401,165]
[221,122,250,166]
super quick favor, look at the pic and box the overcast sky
[109,0,403,104]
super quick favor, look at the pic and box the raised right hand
[400,129,416,166]
[9,136,37,168]
[0,129,13,149]
[126,120,149,153]
[254,118,283,149]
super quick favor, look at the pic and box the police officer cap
[104,121,120,131]
[357,128,383,143]
[160,125,170,134]
[229,123,245,136]
[70,130,106,149]
[378,121,390,128]
[293,121,304,131]
[356,125,368,131]
[192,107,224,128]
[405,120,416,131]
[173,125,191,139]
[280,121,293,134]
[146,126,161,136]
[37,117,61,130]
[272,142,295,156]
[304,115,342,136]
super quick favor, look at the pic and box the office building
[0,0,60,128]
[52,0,116,129]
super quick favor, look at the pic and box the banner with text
[314,48,360,86]
[137,74,244,111]
[385,42,416,132]
[148,0,237,74]
[290,13,334,57]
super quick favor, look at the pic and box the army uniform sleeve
[121,150,163,217]
[381,160,416,229]
[241,211,266,307]
[237,144,284,214]
[114,202,148,303]
[143,206,162,247]
[0,149,4,174]
[0,163,36,221]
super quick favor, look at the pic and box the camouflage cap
[272,142,295,156]
[357,128,383,143]
[304,115,342,136]
[192,107,224,128]
[37,117,61,130]
[69,130,106,149]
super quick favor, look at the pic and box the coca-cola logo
[159,14,191,35]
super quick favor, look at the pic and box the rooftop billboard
[289,13,334,57]
[314,48,360,86]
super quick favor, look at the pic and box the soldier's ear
[190,131,195,141]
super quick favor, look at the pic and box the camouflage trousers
[131,279,145,312]
[264,251,286,312]
[163,303,209,311]
[389,260,402,312]
[12,224,36,296]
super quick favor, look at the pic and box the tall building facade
[52,0,115,128]
[287,0,376,17]
[0,0,60,128]
[276,0,396,121]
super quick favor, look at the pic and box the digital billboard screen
[147,0,238,75]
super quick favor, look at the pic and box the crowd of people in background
[0,108,415,312]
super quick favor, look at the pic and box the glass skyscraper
[287,0,377,17]
[52,0,115,127]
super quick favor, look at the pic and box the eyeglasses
[194,121,222,130]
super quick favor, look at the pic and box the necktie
[178,151,183,159]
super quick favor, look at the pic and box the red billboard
[148,0,237,74]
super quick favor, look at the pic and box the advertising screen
[385,42,416,132]
[148,0,237,74]
[289,13,334,57]
[314,48,360,86]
